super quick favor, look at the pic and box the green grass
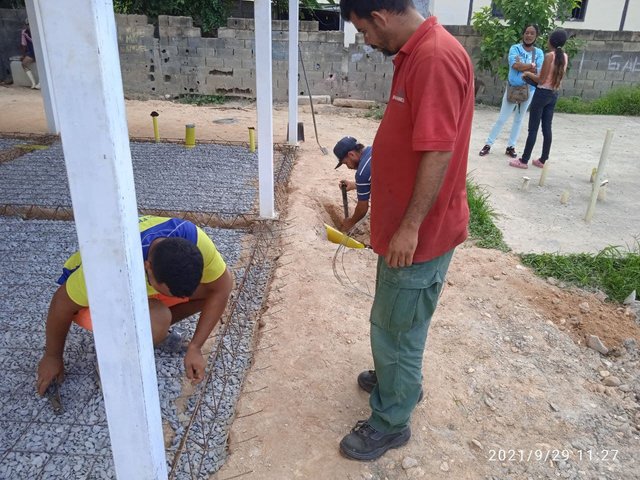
[465,180,638,304]
[178,94,227,106]
[521,245,640,303]
[556,85,640,116]
[363,103,386,120]
[466,178,509,251]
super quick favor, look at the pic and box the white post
[24,0,60,134]
[288,0,299,145]
[585,129,614,223]
[255,0,276,218]
[35,1,167,478]
[538,161,550,186]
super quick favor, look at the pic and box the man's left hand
[184,345,206,384]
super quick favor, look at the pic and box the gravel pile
[0,141,260,215]
[0,217,271,479]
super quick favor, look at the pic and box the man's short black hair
[150,238,203,298]
[340,0,414,20]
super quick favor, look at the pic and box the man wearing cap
[333,136,372,233]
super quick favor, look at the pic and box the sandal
[509,158,528,169]
[532,159,545,168]
[505,146,518,158]
[479,144,491,156]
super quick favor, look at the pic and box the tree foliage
[472,0,580,79]
[113,0,333,34]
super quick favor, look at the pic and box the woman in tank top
[509,29,569,169]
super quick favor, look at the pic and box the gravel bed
[0,141,261,214]
[0,217,271,479]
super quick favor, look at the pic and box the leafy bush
[472,0,580,80]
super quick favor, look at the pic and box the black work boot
[357,370,424,402]
[340,420,411,461]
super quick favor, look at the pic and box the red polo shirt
[370,16,474,263]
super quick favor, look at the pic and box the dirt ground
[1,85,639,479]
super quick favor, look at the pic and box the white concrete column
[255,0,276,218]
[34,1,167,478]
[288,0,299,145]
[24,0,59,134]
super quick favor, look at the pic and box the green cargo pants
[368,249,454,433]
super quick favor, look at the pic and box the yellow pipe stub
[185,124,196,148]
[324,224,365,249]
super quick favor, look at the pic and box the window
[491,2,503,18]
[570,0,587,21]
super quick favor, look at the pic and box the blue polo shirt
[355,146,372,202]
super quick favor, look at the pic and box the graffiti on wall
[608,55,640,72]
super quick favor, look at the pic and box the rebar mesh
[0,136,295,479]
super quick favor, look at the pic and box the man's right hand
[37,354,64,396]
[339,180,356,191]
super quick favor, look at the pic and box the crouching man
[36,215,234,395]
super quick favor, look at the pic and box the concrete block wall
[2,10,639,105]
[103,16,640,105]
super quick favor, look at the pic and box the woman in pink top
[509,29,569,169]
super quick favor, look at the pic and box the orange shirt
[370,17,474,263]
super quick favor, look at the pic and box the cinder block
[594,31,614,41]
[177,46,197,56]
[325,31,344,44]
[593,80,613,90]
[574,79,595,89]
[222,38,245,49]
[307,32,328,42]
[223,58,243,69]
[215,47,235,57]
[196,48,215,57]
[585,40,607,52]
[159,45,179,56]
[187,37,203,48]
[300,21,319,32]
[128,14,148,26]
[623,71,640,81]
[234,30,255,40]
[233,68,254,79]
[158,15,170,27]
[227,18,247,30]
[586,70,606,80]
[622,42,640,52]
[218,28,236,39]
[604,70,625,80]
[159,26,182,37]
[205,57,225,68]
[168,16,193,28]
[114,14,128,28]
[204,38,224,49]
[184,27,201,38]
[241,58,256,69]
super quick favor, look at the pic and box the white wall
[625,0,640,30]
[432,0,637,31]
[433,0,469,25]
[559,0,626,31]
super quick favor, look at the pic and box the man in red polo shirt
[338,0,474,461]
